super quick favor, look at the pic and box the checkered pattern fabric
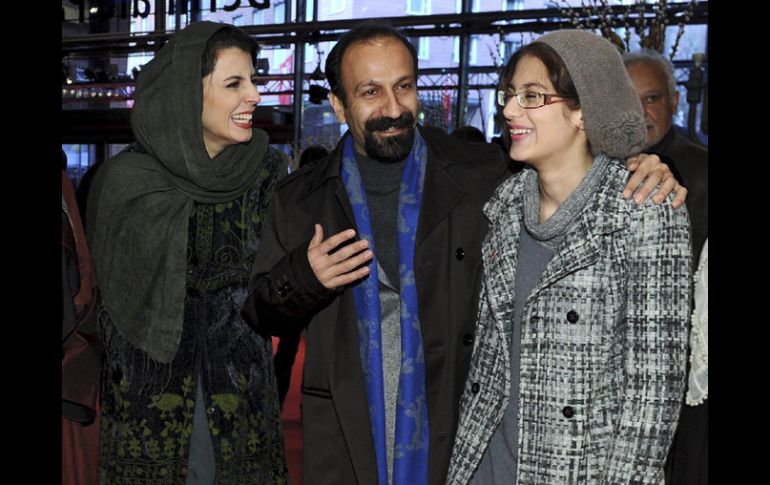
[447,159,691,485]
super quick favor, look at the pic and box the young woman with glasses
[446,30,692,485]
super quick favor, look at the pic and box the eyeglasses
[497,90,575,109]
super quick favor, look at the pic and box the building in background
[62,0,708,178]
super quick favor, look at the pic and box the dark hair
[299,145,330,168]
[497,41,580,151]
[201,26,258,78]
[325,21,418,106]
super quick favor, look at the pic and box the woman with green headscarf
[87,21,288,484]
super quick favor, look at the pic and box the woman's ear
[568,107,585,130]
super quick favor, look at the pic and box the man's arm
[623,153,688,208]
[241,194,331,336]
[241,198,372,336]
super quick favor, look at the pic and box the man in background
[624,49,708,485]
[624,49,708,262]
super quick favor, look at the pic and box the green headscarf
[87,21,268,363]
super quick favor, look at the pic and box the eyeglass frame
[496,90,576,109]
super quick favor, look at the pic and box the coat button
[463,333,474,346]
[471,382,480,394]
[566,310,579,323]
[278,281,293,297]
[208,406,216,415]
[455,247,465,261]
[562,406,575,418]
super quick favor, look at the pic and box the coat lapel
[315,140,379,483]
[526,165,631,304]
[329,290,380,484]
[415,154,464,249]
[333,181,357,231]
[480,174,522,335]
[301,134,358,234]
[526,219,601,304]
[481,215,520,330]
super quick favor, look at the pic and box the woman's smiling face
[201,47,260,158]
[502,55,586,168]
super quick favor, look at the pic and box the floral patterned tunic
[98,148,289,485]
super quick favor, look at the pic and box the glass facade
[63,0,708,168]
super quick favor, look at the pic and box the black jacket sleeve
[241,191,339,337]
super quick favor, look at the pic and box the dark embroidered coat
[98,147,288,485]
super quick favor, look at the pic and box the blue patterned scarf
[340,131,430,485]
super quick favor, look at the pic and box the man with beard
[242,22,684,485]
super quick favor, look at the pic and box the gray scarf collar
[522,154,610,251]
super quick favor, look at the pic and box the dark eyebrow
[223,71,257,83]
[514,81,548,91]
[355,74,415,92]
[354,79,382,91]
[393,75,414,85]
[223,75,246,83]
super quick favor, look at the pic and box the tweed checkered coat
[447,159,691,485]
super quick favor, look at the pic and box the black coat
[653,128,708,262]
[243,126,511,485]
[654,129,708,485]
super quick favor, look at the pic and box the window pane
[330,0,346,14]
[62,144,96,187]
[314,0,468,20]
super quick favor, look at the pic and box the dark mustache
[365,112,415,132]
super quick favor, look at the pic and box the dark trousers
[274,330,302,407]
[186,378,217,484]
[665,399,708,485]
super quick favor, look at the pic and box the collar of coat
[300,125,500,198]
[479,156,633,322]
[483,155,633,239]
[287,125,510,251]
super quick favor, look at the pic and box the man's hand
[623,153,687,208]
[308,224,373,290]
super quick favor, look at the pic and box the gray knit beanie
[535,30,646,158]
